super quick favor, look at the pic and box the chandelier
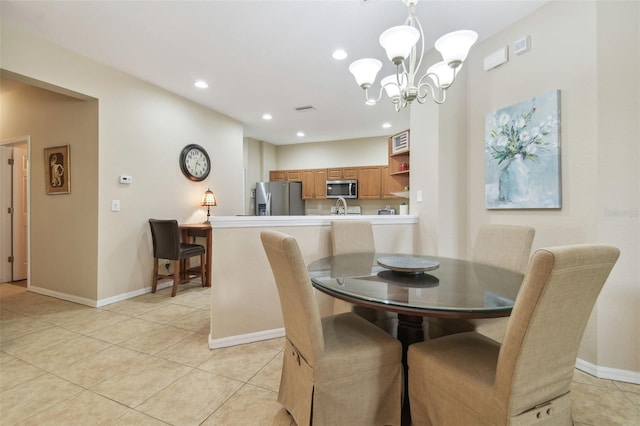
[348,0,478,110]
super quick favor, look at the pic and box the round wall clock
[179,144,211,181]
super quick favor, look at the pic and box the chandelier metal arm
[363,86,386,106]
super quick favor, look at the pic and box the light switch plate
[111,200,121,212]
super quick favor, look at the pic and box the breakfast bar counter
[207,214,419,349]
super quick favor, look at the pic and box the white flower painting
[485,90,561,209]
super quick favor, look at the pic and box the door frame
[0,135,30,285]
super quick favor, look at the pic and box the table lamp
[201,188,217,223]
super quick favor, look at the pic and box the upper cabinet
[302,169,327,200]
[269,170,286,181]
[327,167,359,180]
[358,166,382,199]
[286,170,303,181]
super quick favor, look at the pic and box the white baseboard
[29,285,98,307]
[576,358,640,384]
[28,282,173,308]
[209,328,285,349]
[96,282,172,307]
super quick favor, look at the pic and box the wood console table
[179,223,212,287]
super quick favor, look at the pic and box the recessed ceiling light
[194,80,208,89]
[382,123,391,129]
[296,131,305,137]
[262,113,273,120]
[332,49,348,60]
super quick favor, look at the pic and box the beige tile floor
[1,282,638,425]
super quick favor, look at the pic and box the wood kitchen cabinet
[358,166,382,199]
[302,169,327,200]
[269,170,286,181]
[286,170,303,181]
[327,167,358,180]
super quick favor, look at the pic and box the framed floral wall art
[44,144,71,195]
[485,90,561,209]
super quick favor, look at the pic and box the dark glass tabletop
[308,252,524,318]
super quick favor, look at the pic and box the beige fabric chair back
[408,244,619,425]
[260,230,324,364]
[428,224,535,341]
[330,220,375,255]
[496,245,620,417]
[472,224,535,273]
[262,229,403,425]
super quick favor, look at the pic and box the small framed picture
[44,145,70,195]
[391,130,410,154]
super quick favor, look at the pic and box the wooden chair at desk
[149,219,205,297]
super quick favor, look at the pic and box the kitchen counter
[209,214,418,228]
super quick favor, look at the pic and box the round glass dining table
[308,252,524,320]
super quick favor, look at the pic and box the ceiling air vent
[294,105,316,112]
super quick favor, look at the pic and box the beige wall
[275,136,389,169]
[411,1,639,375]
[1,84,99,300]
[1,25,245,303]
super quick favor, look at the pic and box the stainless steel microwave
[326,180,358,199]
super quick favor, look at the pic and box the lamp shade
[434,30,478,66]
[201,188,217,207]
[349,58,383,88]
[381,74,406,99]
[379,25,420,64]
[426,61,461,89]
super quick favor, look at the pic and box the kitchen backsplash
[305,199,406,215]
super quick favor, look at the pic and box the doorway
[0,136,29,285]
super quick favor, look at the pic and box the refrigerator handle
[266,193,271,216]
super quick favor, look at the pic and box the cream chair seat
[408,244,619,425]
[428,224,535,341]
[261,230,403,426]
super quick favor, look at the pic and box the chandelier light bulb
[348,58,383,88]
[379,25,420,65]
[434,30,478,67]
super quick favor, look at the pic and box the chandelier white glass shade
[348,0,477,110]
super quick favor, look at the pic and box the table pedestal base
[397,314,425,426]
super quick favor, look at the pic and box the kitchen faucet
[336,196,348,215]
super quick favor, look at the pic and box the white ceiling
[1,0,549,145]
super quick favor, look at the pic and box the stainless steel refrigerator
[255,181,305,216]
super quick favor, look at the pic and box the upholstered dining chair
[261,230,403,426]
[149,219,205,297]
[330,220,397,333]
[428,224,535,342]
[408,244,619,426]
